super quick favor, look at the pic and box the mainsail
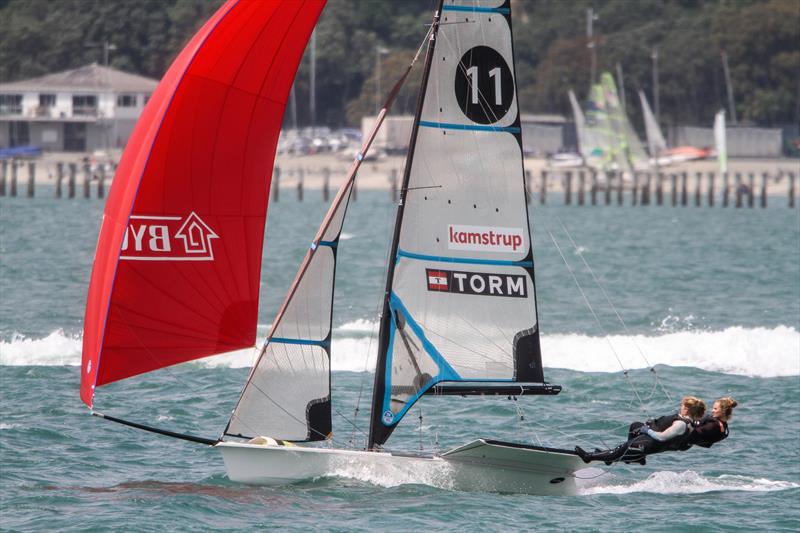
[639,90,667,158]
[600,73,647,173]
[570,89,606,169]
[369,0,547,448]
[714,110,727,173]
[80,0,326,407]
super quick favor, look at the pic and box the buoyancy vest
[646,413,693,452]
[689,416,729,448]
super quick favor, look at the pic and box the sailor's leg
[576,441,631,465]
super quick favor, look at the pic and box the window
[116,94,136,107]
[0,94,23,115]
[72,95,97,116]
[39,94,56,107]
[143,94,151,105]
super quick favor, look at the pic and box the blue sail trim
[318,240,337,247]
[418,120,520,133]
[269,337,330,348]
[442,5,510,14]
[380,293,461,428]
[397,248,533,268]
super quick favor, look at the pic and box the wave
[2,325,798,378]
[579,470,799,495]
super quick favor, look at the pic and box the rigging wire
[555,216,674,404]
[547,229,652,419]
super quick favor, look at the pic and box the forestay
[369,0,545,448]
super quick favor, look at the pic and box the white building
[0,63,157,152]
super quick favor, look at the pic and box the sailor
[575,396,706,465]
[687,396,737,448]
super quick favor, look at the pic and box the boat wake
[3,324,798,378]
[578,470,800,495]
[322,456,457,491]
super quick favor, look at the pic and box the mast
[368,3,442,450]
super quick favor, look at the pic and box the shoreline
[2,151,798,196]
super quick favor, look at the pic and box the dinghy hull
[216,439,585,496]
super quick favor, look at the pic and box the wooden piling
[56,162,64,198]
[747,173,755,208]
[707,172,715,207]
[390,168,398,203]
[680,172,688,206]
[524,169,531,204]
[27,161,35,198]
[272,166,280,202]
[632,172,639,206]
[616,173,623,206]
[590,170,598,205]
[670,173,677,206]
[735,172,742,207]
[564,171,572,205]
[640,173,650,206]
[789,171,796,208]
[97,165,106,199]
[656,172,664,205]
[68,163,76,199]
[297,167,304,202]
[722,172,730,207]
[695,172,702,207]
[539,170,547,205]
[761,172,768,208]
[83,163,91,199]
[0,159,7,196]
[604,172,612,205]
[10,160,18,197]
[577,171,585,206]
[322,167,330,202]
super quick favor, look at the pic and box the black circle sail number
[454,46,513,124]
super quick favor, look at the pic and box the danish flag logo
[120,212,219,261]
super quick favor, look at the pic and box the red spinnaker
[81,0,326,406]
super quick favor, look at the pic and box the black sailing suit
[687,415,729,448]
[578,414,693,465]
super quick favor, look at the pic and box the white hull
[216,439,586,496]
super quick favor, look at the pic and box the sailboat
[638,90,711,166]
[81,0,587,496]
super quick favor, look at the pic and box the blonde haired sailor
[575,396,706,465]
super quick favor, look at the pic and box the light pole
[651,46,660,126]
[375,46,389,115]
[586,8,598,84]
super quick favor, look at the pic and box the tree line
[1,0,797,129]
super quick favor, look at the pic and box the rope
[556,217,674,404]
[547,229,651,418]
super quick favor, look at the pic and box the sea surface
[1,186,799,531]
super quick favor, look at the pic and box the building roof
[0,63,158,93]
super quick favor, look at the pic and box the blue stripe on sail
[270,337,330,348]
[442,5,510,14]
[380,293,461,427]
[318,240,337,247]
[397,249,533,268]
[418,120,520,134]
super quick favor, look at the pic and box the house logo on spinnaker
[120,212,219,261]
